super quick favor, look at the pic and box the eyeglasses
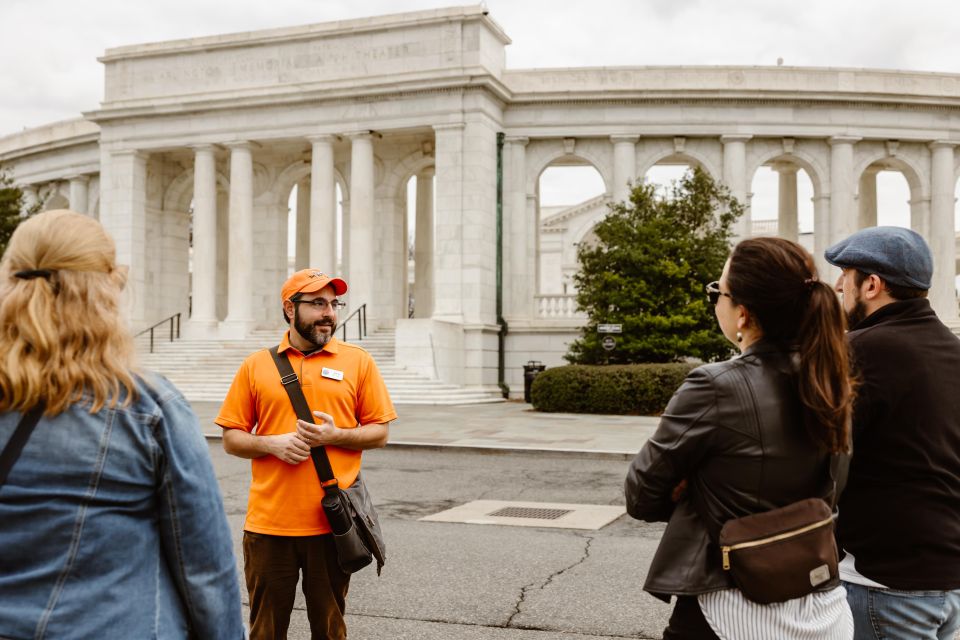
[705,281,733,306]
[292,298,346,312]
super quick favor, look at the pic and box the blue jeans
[845,581,960,640]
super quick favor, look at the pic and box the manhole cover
[487,506,572,520]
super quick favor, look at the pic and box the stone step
[137,329,503,406]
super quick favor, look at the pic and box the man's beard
[846,296,869,328]
[293,307,335,349]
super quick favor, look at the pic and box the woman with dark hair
[625,237,855,639]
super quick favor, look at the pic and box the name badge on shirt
[321,367,344,381]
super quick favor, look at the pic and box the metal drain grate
[487,506,572,520]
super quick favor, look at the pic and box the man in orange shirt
[216,269,397,640]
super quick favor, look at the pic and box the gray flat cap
[824,226,932,289]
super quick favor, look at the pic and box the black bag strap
[0,403,45,487]
[268,345,338,485]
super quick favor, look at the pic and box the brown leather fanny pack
[718,496,838,604]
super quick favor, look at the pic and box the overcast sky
[2,0,958,228]
[3,0,959,135]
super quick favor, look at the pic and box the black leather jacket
[625,341,848,601]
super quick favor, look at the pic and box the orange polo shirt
[215,333,397,536]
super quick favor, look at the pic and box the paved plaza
[196,400,659,459]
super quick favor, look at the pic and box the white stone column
[505,136,531,319]
[188,144,218,334]
[221,142,255,337]
[68,176,90,215]
[432,124,465,321]
[829,136,860,244]
[773,163,799,242]
[295,178,310,271]
[308,135,337,272]
[347,132,375,315]
[722,135,752,240]
[929,141,958,323]
[858,169,879,229]
[813,195,832,278]
[611,135,638,204]
[413,167,435,318]
[99,149,148,327]
[910,197,931,240]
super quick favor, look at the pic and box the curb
[202,432,635,461]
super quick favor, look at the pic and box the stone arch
[382,149,435,204]
[746,149,826,198]
[854,152,928,202]
[271,160,348,209]
[163,167,230,212]
[638,149,722,184]
[528,146,612,197]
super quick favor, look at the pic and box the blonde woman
[0,210,244,639]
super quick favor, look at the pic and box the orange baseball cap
[281,269,348,302]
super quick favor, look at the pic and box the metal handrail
[337,304,367,343]
[134,312,181,354]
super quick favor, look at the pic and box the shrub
[530,363,697,415]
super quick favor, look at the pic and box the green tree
[566,167,743,365]
[0,167,34,257]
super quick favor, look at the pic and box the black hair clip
[14,270,54,280]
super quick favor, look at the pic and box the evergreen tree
[0,167,33,257]
[566,167,743,364]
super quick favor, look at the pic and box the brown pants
[243,532,350,640]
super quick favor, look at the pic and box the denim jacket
[0,373,244,639]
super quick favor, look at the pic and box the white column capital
[610,135,639,144]
[720,134,752,144]
[770,161,799,174]
[504,135,529,146]
[345,130,376,141]
[929,140,958,151]
[66,174,90,185]
[224,140,259,151]
[307,134,339,145]
[190,143,220,153]
[416,167,436,179]
[433,123,466,134]
[828,135,861,146]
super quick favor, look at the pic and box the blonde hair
[0,210,137,415]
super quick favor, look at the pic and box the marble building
[1,5,958,397]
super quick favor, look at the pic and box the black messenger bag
[269,346,385,575]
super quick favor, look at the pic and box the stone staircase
[136,328,505,405]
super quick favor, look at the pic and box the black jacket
[838,298,960,590]
[625,341,847,601]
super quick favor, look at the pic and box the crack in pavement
[504,535,595,629]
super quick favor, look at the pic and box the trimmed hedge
[530,363,698,415]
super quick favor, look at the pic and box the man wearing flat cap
[216,270,397,640]
[826,227,960,640]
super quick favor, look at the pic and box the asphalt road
[210,443,673,639]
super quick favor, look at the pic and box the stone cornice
[505,95,960,112]
[87,73,513,125]
[99,6,508,62]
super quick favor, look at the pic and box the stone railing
[536,294,585,318]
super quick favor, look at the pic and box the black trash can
[523,361,547,404]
